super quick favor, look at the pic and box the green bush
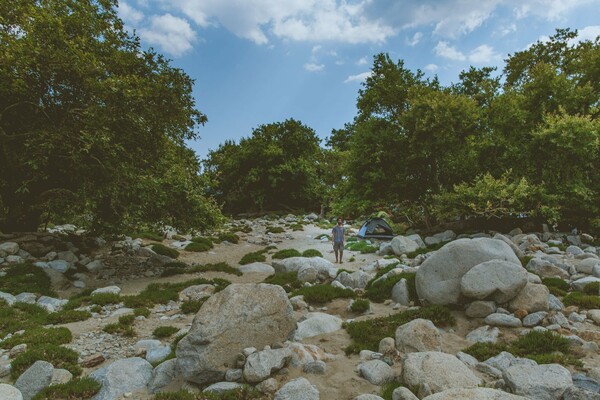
[181,299,206,314]
[0,302,49,337]
[350,299,370,313]
[463,342,509,361]
[344,305,455,354]
[185,241,212,252]
[583,282,600,295]
[154,387,269,400]
[152,244,180,259]
[0,263,56,296]
[103,322,135,337]
[266,226,285,234]
[134,307,151,317]
[11,344,81,379]
[302,249,323,257]
[542,277,570,292]
[290,223,304,231]
[218,232,239,244]
[189,262,242,276]
[32,377,101,400]
[345,241,377,253]
[272,249,302,259]
[380,381,405,400]
[153,326,180,338]
[291,285,356,304]
[119,314,135,324]
[46,310,91,324]
[122,278,230,308]
[263,272,303,292]
[239,250,267,265]
[133,231,163,241]
[0,326,72,348]
[563,291,600,309]
[366,272,417,303]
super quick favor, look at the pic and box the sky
[116,0,600,160]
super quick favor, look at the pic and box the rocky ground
[1,215,600,400]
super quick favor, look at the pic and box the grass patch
[291,285,356,304]
[542,277,570,292]
[154,388,269,400]
[366,272,417,303]
[46,309,91,324]
[302,249,323,257]
[11,344,81,379]
[583,282,600,295]
[350,299,370,313]
[563,291,600,309]
[344,305,455,354]
[181,299,206,314]
[152,244,180,259]
[0,326,72,348]
[266,226,285,234]
[153,326,180,338]
[315,234,331,240]
[161,261,189,277]
[345,241,377,254]
[263,272,303,292]
[272,249,302,259]
[0,263,56,296]
[218,232,240,244]
[185,241,212,252]
[134,307,151,317]
[64,292,122,310]
[32,377,101,400]
[290,223,304,231]
[380,381,405,400]
[0,301,49,337]
[132,231,163,242]
[519,256,534,268]
[189,262,242,276]
[103,314,136,337]
[239,250,268,265]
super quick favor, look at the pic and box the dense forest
[1,0,599,234]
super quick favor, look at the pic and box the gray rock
[461,260,527,303]
[391,236,419,255]
[548,294,565,311]
[15,360,54,400]
[355,395,385,400]
[422,387,528,399]
[508,283,549,313]
[176,283,295,385]
[575,258,600,275]
[0,384,23,400]
[203,382,245,394]
[392,386,419,400]
[294,312,342,340]
[298,266,318,283]
[272,257,336,281]
[395,319,441,353]
[403,352,482,394]
[90,357,153,400]
[456,351,479,367]
[50,368,73,386]
[238,262,275,274]
[135,339,162,352]
[466,325,500,343]
[503,363,572,400]
[572,277,600,291]
[178,284,215,301]
[0,242,19,255]
[274,377,319,400]
[379,337,396,354]
[563,385,600,400]
[91,286,121,295]
[549,312,569,327]
[391,278,411,306]
[484,352,537,374]
[243,348,292,383]
[36,296,68,312]
[406,234,426,248]
[416,238,521,305]
[526,258,569,279]
[484,313,522,327]
[465,301,496,318]
[572,373,600,393]
[47,260,70,273]
[493,233,525,258]
[303,360,326,375]
[85,260,105,272]
[523,311,548,327]
[358,359,395,385]
[256,377,278,394]
[148,359,179,394]
[14,292,36,304]
[476,362,502,378]
[146,346,172,364]
[567,246,585,256]
[0,291,17,306]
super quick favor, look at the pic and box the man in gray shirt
[332,217,345,263]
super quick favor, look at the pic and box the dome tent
[357,217,394,240]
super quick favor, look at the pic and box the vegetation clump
[153,326,180,338]
[133,231,163,242]
[154,387,269,400]
[365,271,417,303]
[152,244,180,259]
[302,249,323,257]
[32,377,101,400]
[272,249,302,259]
[217,232,240,243]
[181,299,206,314]
[263,272,303,292]
[103,314,136,337]
[189,262,242,276]
[563,291,600,309]
[185,241,212,252]
[266,226,285,234]
[542,277,570,296]
[350,299,371,313]
[0,263,56,296]
[11,344,81,379]
[239,249,268,265]
[583,282,600,295]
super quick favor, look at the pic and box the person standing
[332,217,345,263]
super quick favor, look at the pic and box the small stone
[303,361,326,375]
[80,354,105,368]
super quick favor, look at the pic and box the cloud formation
[138,14,197,56]
[304,63,325,72]
[344,71,372,83]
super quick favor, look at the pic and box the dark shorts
[333,242,344,251]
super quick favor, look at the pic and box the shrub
[291,285,356,304]
[380,381,405,400]
[134,307,151,317]
[345,241,377,253]
[272,249,302,259]
[0,302,49,337]
[583,282,600,295]
[103,322,135,337]
[463,342,509,361]
[563,291,600,309]
[302,249,323,257]
[239,250,267,265]
[119,314,135,324]
[344,305,455,354]
[133,231,163,242]
[189,262,242,276]
[520,256,534,268]
[32,377,101,400]
[154,387,269,400]
[11,344,81,379]
[153,326,180,338]
[290,223,304,231]
[0,263,56,296]
[218,232,239,244]
[266,226,285,234]
[542,277,570,292]
[263,272,303,292]
[46,310,91,324]
[152,244,180,259]
[181,299,205,314]
[0,327,72,348]
[366,272,417,303]
[350,299,370,313]
[187,237,214,252]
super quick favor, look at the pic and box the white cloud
[356,56,369,65]
[344,71,372,83]
[424,63,439,72]
[498,23,517,36]
[468,44,502,64]
[575,25,600,42]
[513,0,596,21]
[312,45,322,54]
[138,14,196,56]
[118,1,145,24]
[434,41,466,61]
[407,31,423,46]
[304,63,325,72]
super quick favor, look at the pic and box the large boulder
[294,312,342,341]
[423,387,528,399]
[395,319,441,353]
[526,258,569,279]
[90,357,153,400]
[358,360,395,385]
[503,363,573,400]
[148,359,180,394]
[416,238,521,305]
[0,384,23,400]
[391,236,419,256]
[272,257,337,281]
[460,260,527,303]
[508,283,549,313]
[403,352,482,394]
[274,377,319,400]
[176,284,296,384]
[15,361,53,400]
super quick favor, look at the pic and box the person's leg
[339,247,343,263]
[333,243,339,262]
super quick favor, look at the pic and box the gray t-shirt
[332,225,344,243]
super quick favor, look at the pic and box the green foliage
[154,387,269,400]
[291,285,356,304]
[0,263,56,296]
[153,326,180,338]
[239,250,267,265]
[542,278,570,292]
[134,307,151,318]
[152,244,180,259]
[366,272,417,303]
[380,381,405,400]
[266,226,285,234]
[263,272,303,292]
[0,301,49,337]
[290,223,304,231]
[272,249,302,259]
[519,256,534,268]
[302,249,323,257]
[563,291,600,308]
[133,231,163,242]
[406,241,445,258]
[0,0,222,233]
[345,240,377,253]
[583,282,600,295]
[350,299,371,313]
[181,299,206,314]
[32,377,101,400]
[185,241,212,252]
[103,322,135,337]
[189,262,242,276]
[463,342,509,361]
[46,310,91,324]
[0,326,72,348]
[11,344,81,379]
[217,232,240,244]
[344,305,455,354]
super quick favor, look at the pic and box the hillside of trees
[1,1,598,235]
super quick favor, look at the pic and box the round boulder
[395,319,441,353]
[460,260,527,303]
[423,387,528,399]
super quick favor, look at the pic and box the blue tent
[357,217,394,240]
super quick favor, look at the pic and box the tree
[0,0,221,232]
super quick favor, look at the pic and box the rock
[484,352,537,373]
[358,359,395,385]
[466,325,499,343]
[243,348,292,383]
[0,384,23,400]
[85,260,104,272]
[272,257,336,280]
[148,359,179,394]
[572,373,600,393]
[297,266,318,283]
[422,387,528,399]
[392,386,419,400]
[575,258,600,275]
[0,242,19,255]
[567,245,584,256]
[336,271,371,289]
[81,354,105,368]
[256,377,278,394]
[379,337,396,354]
[406,234,426,248]
[90,357,153,400]
[416,238,521,305]
[50,368,73,386]
[274,377,319,400]
[0,291,17,306]
[391,279,411,305]
[403,352,482,394]
[36,296,68,312]
[465,301,496,318]
[391,236,419,256]
[226,369,243,382]
[14,293,36,304]
[563,385,600,400]
[508,283,549,313]
[303,361,326,375]
[460,260,527,303]
[239,262,275,274]
[91,286,121,296]
[285,342,332,367]
[56,251,77,263]
[395,319,441,353]
[15,360,54,400]
[493,233,525,258]
[548,294,564,311]
[176,283,295,385]
[526,258,569,279]
[572,276,600,291]
[203,382,245,394]
[146,346,172,364]
[523,311,548,327]
[484,313,522,327]
[179,284,215,301]
[294,313,342,341]
[503,363,572,400]
[47,260,70,273]
[355,395,385,400]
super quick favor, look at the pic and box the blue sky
[117,0,600,160]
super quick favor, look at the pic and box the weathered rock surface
[391,236,419,256]
[503,363,573,400]
[90,357,153,400]
[395,319,441,353]
[460,260,527,303]
[358,360,395,385]
[423,387,528,399]
[274,377,320,400]
[148,359,180,394]
[0,384,23,400]
[508,283,549,312]
[272,257,337,280]
[15,360,53,400]
[294,313,342,341]
[243,348,292,383]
